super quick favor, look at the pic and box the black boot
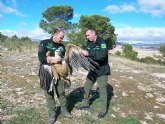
[76,105,89,110]
[76,98,89,110]
[98,112,106,119]
[48,112,56,124]
[61,109,73,118]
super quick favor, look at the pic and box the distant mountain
[116,42,165,50]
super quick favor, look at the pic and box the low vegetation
[115,44,165,66]
[159,45,165,57]
[1,36,165,124]
[0,32,38,52]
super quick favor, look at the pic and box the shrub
[115,51,122,56]
[140,56,165,66]
[0,34,37,52]
[158,45,165,57]
[122,44,138,60]
[140,56,156,63]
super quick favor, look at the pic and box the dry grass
[1,50,165,124]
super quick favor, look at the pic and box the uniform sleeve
[61,45,66,56]
[38,41,47,64]
[88,42,108,61]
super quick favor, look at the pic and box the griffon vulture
[46,43,99,84]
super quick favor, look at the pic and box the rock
[145,93,154,98]
[156,113,165,119]
[122,91,128,97]
[151,73,165,79]
[154,106,160,109]
[139,120,148,124]
[154,83,165,89]
[111,114,116,118]
[137,85,153,92]
[145,114,153,120]
[15,88,22,92]
[155,97,165,102]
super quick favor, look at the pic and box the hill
[116,42,165,50]
[1,50,165,124]
[110,44,162,59]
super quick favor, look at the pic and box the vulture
[46,43,99,84]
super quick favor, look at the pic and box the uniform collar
[87,36,100,48]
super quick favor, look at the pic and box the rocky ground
[0,49,165,124]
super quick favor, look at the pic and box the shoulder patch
[101,44,106,48]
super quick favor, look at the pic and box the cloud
[103,4,136,14]
[0,27,50,40]
[104,0,165,16]
[115,27,165,44]
[1,26,164,44]
[138,0,165,16]
[0,13,4,20]
[29,27,51,40]
[8,0,17,4]
[0,2,26,17]
[74,13,81,18]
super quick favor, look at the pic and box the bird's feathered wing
[65,43,99,75]
[46,43,99,91]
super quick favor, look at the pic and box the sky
[0,0,165,44]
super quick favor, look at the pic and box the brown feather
[46,43,98,84]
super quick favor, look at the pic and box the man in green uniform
[38,28,72,124]
[77,28,110,119]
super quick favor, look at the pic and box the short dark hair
[87,28,97,35]
[53,27,64,34]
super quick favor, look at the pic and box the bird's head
[54,50,62,59]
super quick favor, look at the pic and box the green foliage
[159,45,165,57]
[140,56,165,66]
[39,6,116,49]
[117,44,165,66]
[115,51,122,56]
[0,32,8,42]
[39,5,74,34]
[66,25,87,49]
[67,15,117,49]
[1,99,45,124]
[115,118,141,124]
[0,33,37,52]
[140,56,156,64]
[122,44,138,60]
[79,15,117,49]
[8,108,45,124]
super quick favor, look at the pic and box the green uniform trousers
[82,74,108,113]
[44,80,67,116]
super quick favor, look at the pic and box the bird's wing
[65,43,99,72]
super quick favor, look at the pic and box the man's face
[53,31,64,43]
[86,30,96,42]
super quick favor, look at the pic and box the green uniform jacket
[38,37,65,64]
[38,37,65,91]
[87,36,110,76]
